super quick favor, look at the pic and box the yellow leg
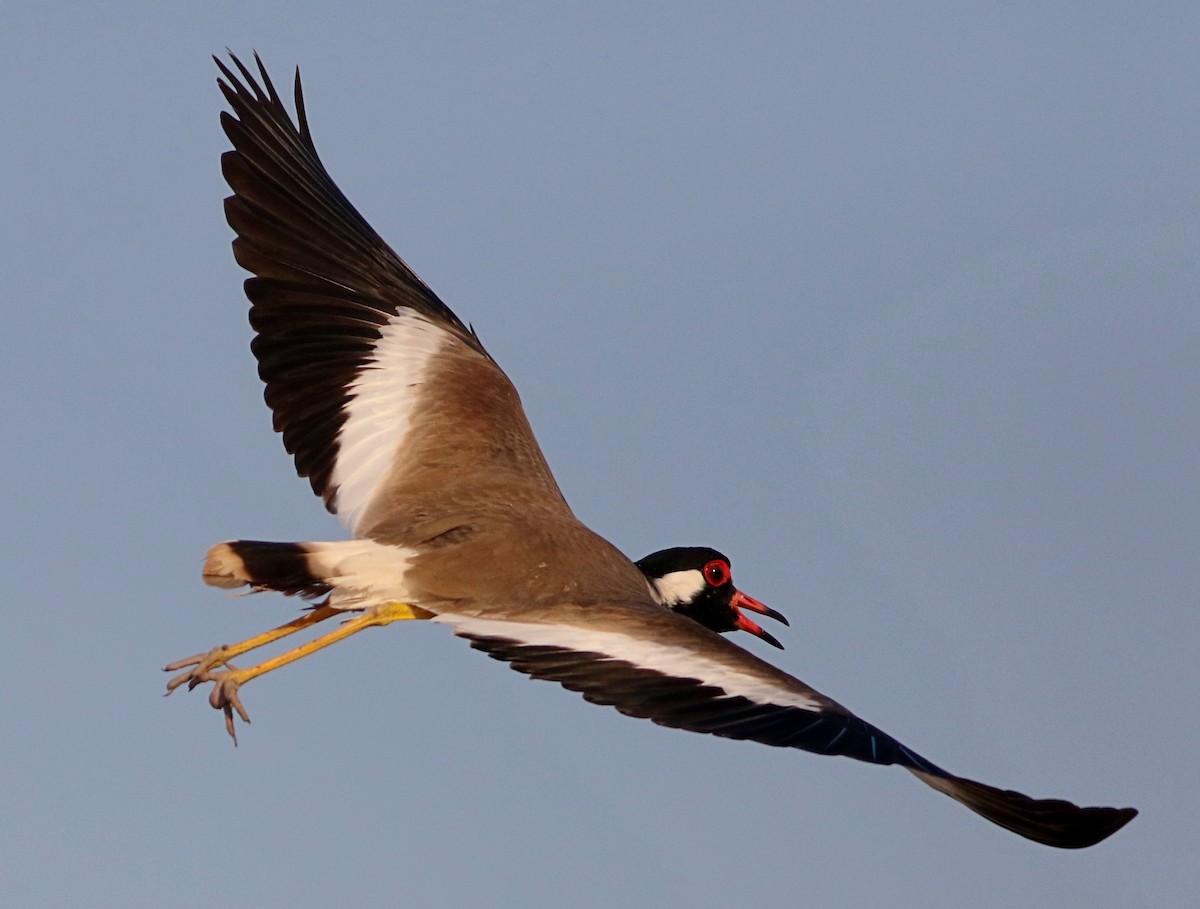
[164,603,342,694]
[174,601,433,743]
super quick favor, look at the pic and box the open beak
[730,589,790,650]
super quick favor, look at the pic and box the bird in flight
[166,53,1136,850]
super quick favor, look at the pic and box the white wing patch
[432,614,825,712]
[331,311,451,533]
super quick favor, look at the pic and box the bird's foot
[163,644,235,694]
[164,649,251,744]
[203,668,252,744]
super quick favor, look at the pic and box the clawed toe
[163,646,232,695]
[207,673,252,744]
[164,648,251,744]
[163,602,406,742]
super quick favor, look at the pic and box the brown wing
[216,53,569,537]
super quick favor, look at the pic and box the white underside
[431,614,824,712]
[331,310,452,534]
[300,539,420,610]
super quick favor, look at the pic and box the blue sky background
[3,4,1196,907]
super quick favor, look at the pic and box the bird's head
[636,547,789,649]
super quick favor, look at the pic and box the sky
[2,4,1196,907]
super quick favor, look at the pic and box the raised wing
[216,54,569,537]
[434,609,1137,849]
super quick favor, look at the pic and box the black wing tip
[1035,803,1138,850]
[1078,804,1138,847]
[214,51,303,124]
[293,65,311,144]
[214,49,268,87]
[913,769,1138,849]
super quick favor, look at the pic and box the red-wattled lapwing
[636,547,788,649]
[166,54,1136,850]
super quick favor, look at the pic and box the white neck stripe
[648,569,706,607]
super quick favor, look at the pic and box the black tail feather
[202,540,331,598]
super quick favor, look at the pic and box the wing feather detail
[215,54,567,534]
[436,612,1137,848]
[434,614,928,766]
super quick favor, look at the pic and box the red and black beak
[730,589,790,649]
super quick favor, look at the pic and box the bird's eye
[703,559,730,587]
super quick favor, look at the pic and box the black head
[635,547,789,649]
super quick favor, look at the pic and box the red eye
[703,559,731,587]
